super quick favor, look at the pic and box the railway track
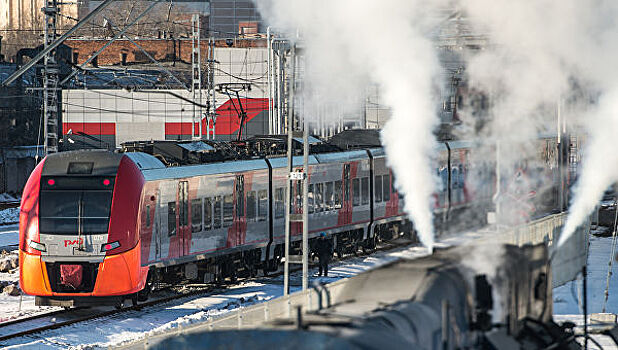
[0,237,416,343]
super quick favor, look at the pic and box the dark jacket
[315,238,333,259]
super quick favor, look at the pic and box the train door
[155,189,162,260]
[178,181,189,256]
[340,163,352,224]
[234,175,245,246]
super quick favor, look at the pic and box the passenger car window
[223,195,234,226]
[204,197,212,230]
[247,191,257,221]
[315,183,324,212]
[353,178,360,206]
[191,198,202,233]
[308,184,314,214]
[375,176,383,202]
[361,177,369,205]
[167,202,176,236]
[383,175,391,202]
[334,180,342,209]
[213,196,222,228]
[325,182,334,210]
[275,187,285,219]
[258,190,268,221]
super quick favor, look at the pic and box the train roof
[142,158,270,181]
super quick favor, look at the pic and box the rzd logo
[64,238,84,247]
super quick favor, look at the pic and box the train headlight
[101,241,120,252]
[28,240,46,252]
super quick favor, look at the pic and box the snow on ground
[553,234,618,349]
[0,193,19,203]
[0,230,452,349]
[554,235,618,315]
[0,222,616,349]
[0,208,19,225]
[0,224,19,250]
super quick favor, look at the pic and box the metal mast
[191,14,203,140]
[284,44,309,295]
[42,0,60,154]
[205,36,217,140]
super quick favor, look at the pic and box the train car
[19,134,570,307]
[19,151,148,306]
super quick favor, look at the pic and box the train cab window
[275,187,285,219]
[383,175,391,202]
[334,180,343,209]
[213,196,222,229]
[146,205,151,228]
[167,202,177,236]
[247,191,257,221]
[258,190,268,221]
[361,177,369,205]
[40,189,113,234]
[375,175,383,203]
[308,184,314,214]
[191,199,202,233]
[353,178,360,207]
[325,182,334,211]
[204,198,213,230]
[223,195,234,226]
[315,183,324,212]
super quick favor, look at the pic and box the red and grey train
[18,136,562,307]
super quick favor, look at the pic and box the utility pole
[42,0,60,154]
[283,44,309,295]
[191,14,202,140]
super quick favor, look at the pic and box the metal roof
[142,158,269,181]
[124,152,165,170]
[178,141,215,152]
[67,68,190,89]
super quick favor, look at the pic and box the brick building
[65,37,266,66]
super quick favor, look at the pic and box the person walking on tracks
[315,232,333,277]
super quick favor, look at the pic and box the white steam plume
[560,90,618,246]
[456,1,618,245]
[255,0,447,251]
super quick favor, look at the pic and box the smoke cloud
[255,0,618,250]
[255,0,447,251]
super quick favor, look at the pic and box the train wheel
[138,271,154,302]
[131,294,139,308]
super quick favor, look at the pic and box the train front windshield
[39,177,114,235]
